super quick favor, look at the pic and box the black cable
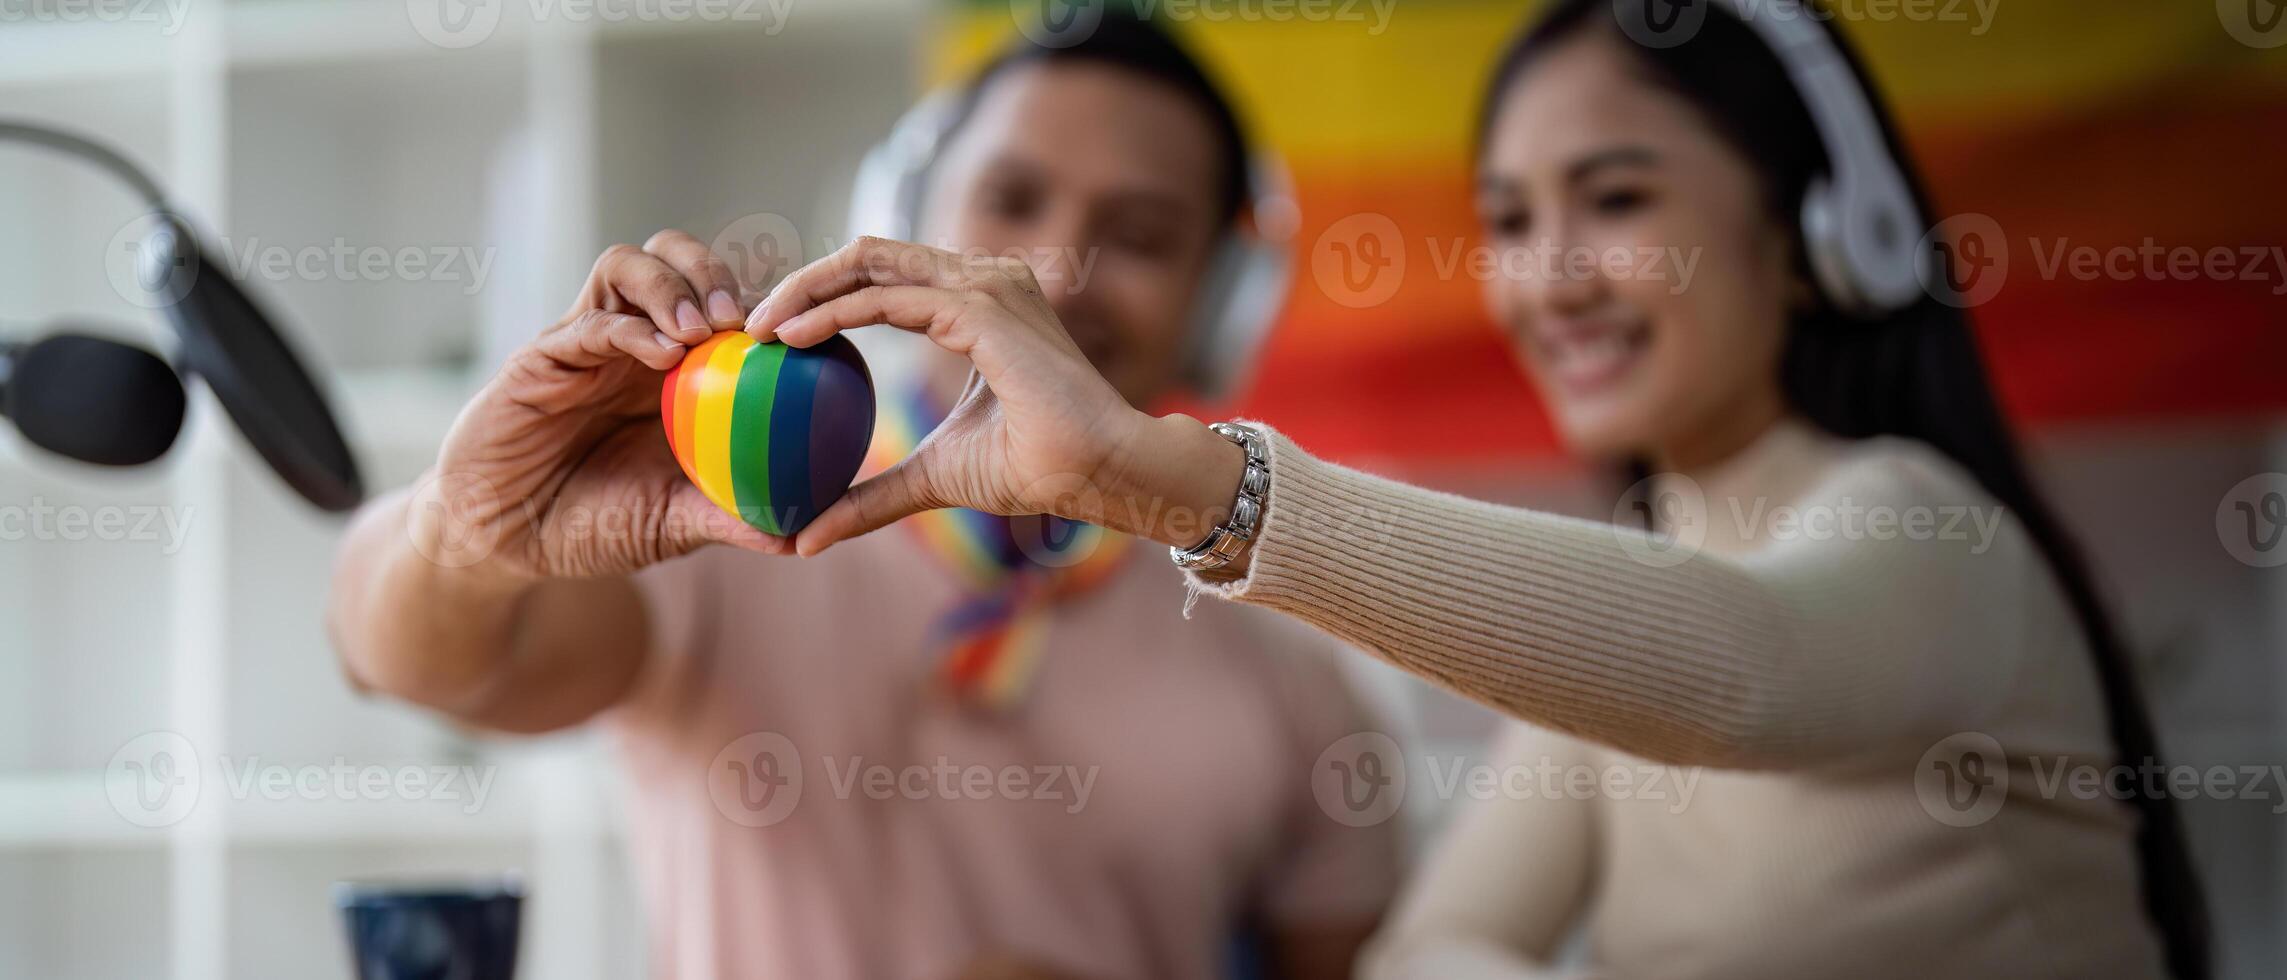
[0,120,171,208]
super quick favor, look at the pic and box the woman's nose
[1509,220,1607,315]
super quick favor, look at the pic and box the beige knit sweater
[1186,419,2167,979]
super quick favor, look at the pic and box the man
[329,15,1396,980]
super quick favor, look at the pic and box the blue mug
[336,878,523,980]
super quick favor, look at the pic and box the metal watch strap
[1170,422,1269,571]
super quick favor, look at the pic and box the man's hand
[332,231,782,730]
[420,229,787,584]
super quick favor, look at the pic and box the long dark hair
[1477,1,2208,976]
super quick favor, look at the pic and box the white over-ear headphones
[845,90,1295,400]
[1709,0,1930,316]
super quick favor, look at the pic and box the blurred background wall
[0,1,2278,977]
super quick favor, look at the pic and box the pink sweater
[615,524,1399,979]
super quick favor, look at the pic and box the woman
[742,1,2205,975]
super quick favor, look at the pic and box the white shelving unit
[0,2,927,977]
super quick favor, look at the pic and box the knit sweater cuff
[1181,425,1426,614]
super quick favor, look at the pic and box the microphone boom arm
[0,121,169,209]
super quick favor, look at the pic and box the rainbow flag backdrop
[939,0,2287,467]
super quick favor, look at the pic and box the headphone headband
[1709,0,1929,315]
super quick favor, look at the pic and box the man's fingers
[772,284,963,349]
[747,236,960,340]
[643,229,749,327]
[792,457,935,557]
[533,309,686,372]
[592,243,711,345]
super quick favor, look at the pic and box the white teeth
[1552,331,1637,384]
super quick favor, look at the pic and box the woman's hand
[419,231,786,584]
[746,236,1248,556]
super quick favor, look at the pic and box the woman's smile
[1533,312,1653,398]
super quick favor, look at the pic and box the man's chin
[1081,346,1186,412]
[1115,375,1208,417]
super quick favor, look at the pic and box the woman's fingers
[772,284,962,348]
[642,229,749,327]
[747,236,964,340]
[792,456,939,557]
[737,235,1142,558]
[756,239,1077,374]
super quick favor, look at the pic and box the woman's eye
[1481,206,1530,238]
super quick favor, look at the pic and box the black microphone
[2,120,363,509]
[0,333,187,466]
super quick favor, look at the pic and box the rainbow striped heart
[661,331,875,536]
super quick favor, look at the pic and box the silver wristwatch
[1170,422,1269,571]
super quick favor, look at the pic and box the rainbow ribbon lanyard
[865,386,1133,711]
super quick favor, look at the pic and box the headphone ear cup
[1834,183,1929,314]
[846,92,960,244]
[1799,177,1864,315]
[1182,234,1290,401]
[1801,175,1931,319]
[846,140,920,242]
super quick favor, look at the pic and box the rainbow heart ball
[662,331,875,536]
